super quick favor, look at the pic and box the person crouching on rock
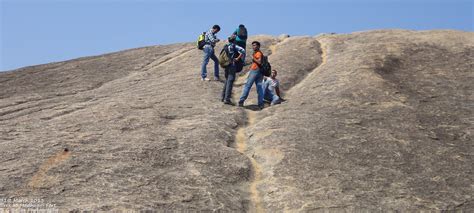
[262,69,284,105]
[222,36,246,105]
[238,41,265,109]
[201,24,221,81]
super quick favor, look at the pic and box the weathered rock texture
[0,30,472,211]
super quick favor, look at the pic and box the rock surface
[0,30,472,211]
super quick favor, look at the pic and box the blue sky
[1,0,473,71]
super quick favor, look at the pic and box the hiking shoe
[201,77,210,81]
[214,77,220,81]
[223,100,235,106]
[238,102,244,107]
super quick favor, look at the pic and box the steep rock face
[0,30,472,211]
[0,42,251,211]
[250,30,473,211]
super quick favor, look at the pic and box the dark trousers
[221,64,236,102]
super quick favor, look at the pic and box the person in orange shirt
[238,41,264,109]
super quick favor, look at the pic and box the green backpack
[219,44,232,68]
[197,32,206,50]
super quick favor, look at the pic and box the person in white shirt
[262,70,283,105]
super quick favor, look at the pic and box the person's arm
[206,31,219,44]
[234,46,245,62]
[252,52,262,65]
[253,58,262,65]
[234,53,243,62]
[276,86,282,98]
[275,81,284,100]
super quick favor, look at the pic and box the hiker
[232,24,248,50]
[238,41,265,109]
[221,36,246,105]
[201,25,221,81]
[262,70,283,105]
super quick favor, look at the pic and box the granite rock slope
[0,30,472,211]
[249,30,473,211]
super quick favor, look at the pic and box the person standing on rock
[221,36,246,105]
[232,24,248,50]
[238,41,264,109]
[201,25,221,81]
[262,69,283,105]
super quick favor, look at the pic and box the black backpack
[237,26,248,40]
[260,53,271,77]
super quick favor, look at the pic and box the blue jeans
[263,86,281,105]
[221,64,236,102]
[201,45,219,79]
[239,69,264,107]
